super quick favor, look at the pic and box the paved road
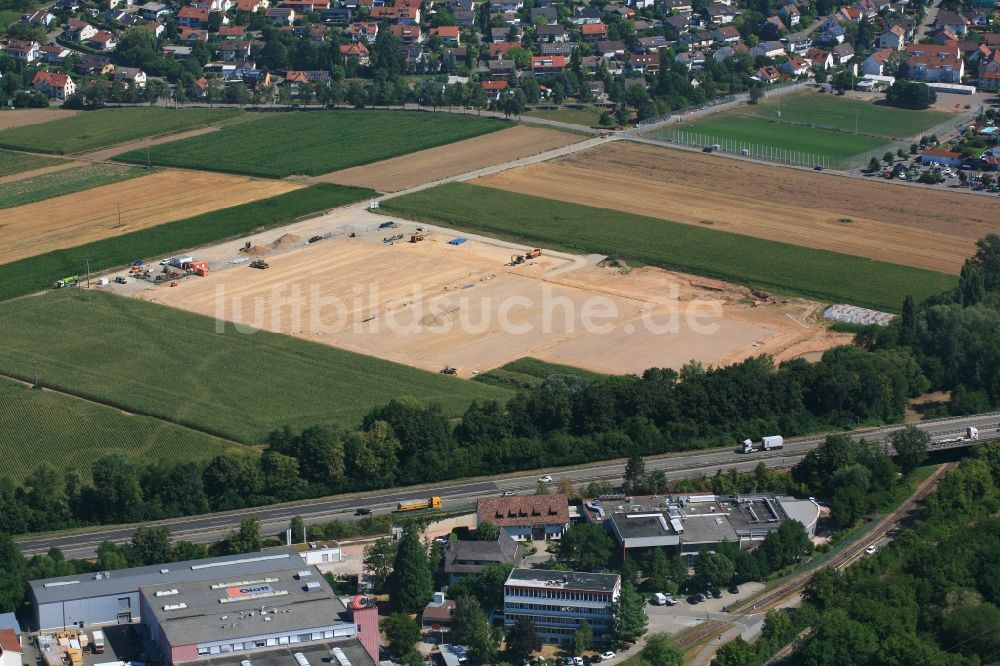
[17,412,999,558]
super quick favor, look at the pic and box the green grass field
[0,183,372,301]
[0,376,254,483]
[0,149,64,177]
[380,183,956,312]
[653,91,952,161]
[474,357,605,390]
[116,110,509,178]
[524,107,606,127]
[0,291,512,443]
[0,108,239,154]
[0,163,144,209]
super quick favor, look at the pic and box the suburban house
[137,1,170,19]
[74,54,114,74]
[348,21,378,42]
[820,24,846,43]
[906,43,964,82]
[581,22,608,41]
[752,64,782,83]
[41,44,72,63]
[177,6,209,27]
[421,593,455,631]
[630,52,660,73]
[476,494,570,541]
[265,7,295,23]
[389,24,423,44]
[235,0,269,10]
[806,47,834,69]
[22,9,56,25]
[879,25,906,50]
[934,11,969,36]
[705,4,736,23]
[179,27,209,40]
[530,55,566,76]
[537,24,568,43]
[763,15,785,32]
[780,55,810,76]
[978,52,1000,91]
[89,31,118,51]
[779,4,800,25]
[5,40,40,62]
[219,40,252,60]
[432,25,460,45]
[862,48,895,76]
[444,532,524,584]
[713,25,740,43]
[751,41,786,58]
[113,67,147,87]
[32,71,76,99]
[218,25,246,39]
[65,19,98,41]
[339,41,369,64]
[481,79,508,100]
[833,42,855,64]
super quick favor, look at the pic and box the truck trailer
[741,435,784,453]
[397,496,442,512]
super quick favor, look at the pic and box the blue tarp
[447,238,468,245]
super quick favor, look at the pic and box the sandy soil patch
[135,225,845,377]
[0,109,77,131]
[82,126,221,161]
[314,125,581,192]
[473,141,996,274]
[1,170,302,265]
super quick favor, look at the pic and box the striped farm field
[0,376,254,484]
[0,149,65,177]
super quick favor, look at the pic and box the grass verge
[0,290,513,443]
[379,183,956,312]
[0,376,254,484]
[0,183,372,301]
[0,108,239,154]
[0,163,145,209]
[116,110,509,178]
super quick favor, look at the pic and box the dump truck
[397,497,442,512]
[525,248,542,259]
[250,259,270,270]
[741,435,784,453]
[409,233,425,243]
[55,275,80,288]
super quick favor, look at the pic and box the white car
[539,475,553,483]
[865,544,878,556]
[601,653,616,661]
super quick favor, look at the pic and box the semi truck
[934,426,979,445]
[741,435,784,453]
[397,496,442,512]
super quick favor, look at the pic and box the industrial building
[140,566,377,666]
[591,494,820,559]
[28,547,337,632]
[503,569,620,647]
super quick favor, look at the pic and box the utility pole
[117,202,122,228]
[85,258,92,288]
[32,361,39,387]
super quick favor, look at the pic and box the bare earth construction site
[130,212,846,377]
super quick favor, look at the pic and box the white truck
[168,255,193,268]
[933,426,979,446]
[653,592,667,605]
[91,630,105,654]
[741,435,784,453]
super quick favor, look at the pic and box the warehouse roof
[197,641,375,666]
[30,549,301,605]
[143,566,354,646]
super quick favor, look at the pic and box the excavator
[250,259,269,270]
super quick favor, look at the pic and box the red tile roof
[477,494,569,528]
[0,629,19,654]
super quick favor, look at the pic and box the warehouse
[140,566,378,666]
[29,549,311,632]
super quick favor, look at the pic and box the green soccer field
[116,110,510,178]
[0,291,512,444]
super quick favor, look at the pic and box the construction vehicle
[409,232,425,243]
[250,259,270,270]
[934,426,979,445]
[55,275,80,288]
[307,235,324,244]
[115,276,128,285]
[740,435,784,453]
[525,248,542,259]
[439,366,457,375]
[378,221,398,229]
[510,254,525,266]
[397,496,442,512]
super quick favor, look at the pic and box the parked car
[573,656,584,666]
[601,652,616,661]
[539,475,553,483]
[711,588,723,599]
[688,595,700,604]
[728,584,740,595]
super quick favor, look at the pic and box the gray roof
[198,641,374,666]
[30,548,301,605]
[505,568,619,593]
[144,566,353,646]
[444,533,523,576]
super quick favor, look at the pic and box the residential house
[218,25,247,39]
[862,48,895,76]
[321,6,352,22]
[453,9,475,27]
[536,24,568,42]
[177,6,209,27]
[713,44,736,62]
[476,494,570,541]
[390,24,423,44]
[931,27,959,44]
[934,11,968,36]
[779,4,800,25]
[41,44,72,63]
[421,594,455,631]
[832,41,855,64]
[497,0,523,10]
[113,66,146,87]
[490,27,512,43]
[504,570,621,647]
[679,30,712,49]
[636,35,667,51]
[444,533,524,584]
[179,27,209,40]
[74,53,114,74]
[0,630,21,666]
[540,42,573,56]
[879,24,905,50]
[780,55,810,75]
[89,31,118,51]
[162,44,193,57]
[102,9,128,22]
[586,79,608,101]
[712,25,740,43]
[339,41,369,64]
[751,40,786,58]
[481,79,508,100]
[806,47,833,69]
[235,0,269,10]
[488,41,522,58]
[442,47,468,67]
[137,1,169,19]
[571,8,602,24]
[764,15,785,32]
[979,51,1000,91]
[22,9,56,25]
[530,6,557,23]
[836,6,862,21]
[581,22,608,41]
[219,39,252,60]
[144,21,166,37]
[348,21,378,42]
[662,0,693,12]
[752,64,782,82]
[674,51,692,69]
[906,43,963,82]
[265,7,295,23]
[630,52,659,72]
[786,37,812,54]
[664,15,690,32]
[242,70,271,90]
[705,4,736,23]
[596,40,627,57]
[432,25,460,45]
[65,19,98,41]
[821,24,846,44]
[32,71,76,99]
[489,58,517,79]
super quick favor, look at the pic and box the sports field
[0,291,511,443]
[379,183,956,312]
[0,149,64,177]
[652,91,952,160]
[0,377,253,484]
[116,110,509,178]
[0,108,239,154]
[0,163,145,210]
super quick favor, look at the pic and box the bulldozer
[250,259,270,270]
[409,232,425,243]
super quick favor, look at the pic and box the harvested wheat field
[1,170,301,265]
[0,109,77,131]
[315,125,581,192]
[136,227,845,376]
[474,141,997,274]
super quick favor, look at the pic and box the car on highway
[601,652,616,661]
[539,475,553,483]
[355,507,371,516]
[865,544,878,556]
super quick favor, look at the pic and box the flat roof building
[503,569,620,647]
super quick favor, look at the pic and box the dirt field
[134,218,846,376]
[0,109,77,131]
[1,170,301,265]
[314,125,582,192]
[473,141,997,274]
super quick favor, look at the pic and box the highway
[16,412,999,558]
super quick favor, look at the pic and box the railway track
[674,619,731,649]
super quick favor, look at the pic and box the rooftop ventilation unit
[163,603,188,611]
[155,589,179,597]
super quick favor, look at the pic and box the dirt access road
[0,170,301,265]
[314,125,583,192]
[474,141,996,274]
